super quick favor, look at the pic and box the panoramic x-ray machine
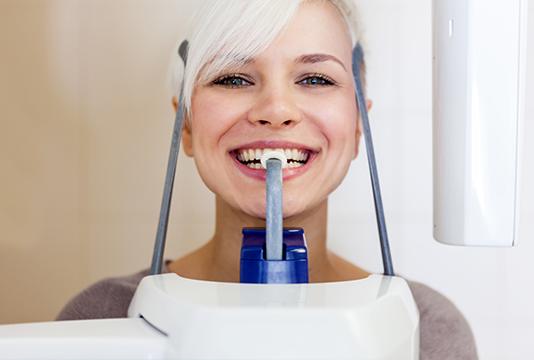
[0,0,528,359]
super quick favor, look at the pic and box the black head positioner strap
[150,40,189,275]
[353,43,395,276]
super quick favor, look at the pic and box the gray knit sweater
[57,268,478,359]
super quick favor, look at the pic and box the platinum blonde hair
[171,0,364,119]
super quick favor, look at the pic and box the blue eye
[212,75,253,88]
[299,74,336,87]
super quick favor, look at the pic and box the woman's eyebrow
[294,53,347,71]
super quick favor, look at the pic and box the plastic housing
[240,228,309,283]
[0,274,420,359]
[129,274,420,359]
[432,0,528,246]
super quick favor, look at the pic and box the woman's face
[184,1,363,219]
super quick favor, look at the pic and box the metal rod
[150,40,189,275]
[265,158,283,260]
[352,44,395,276]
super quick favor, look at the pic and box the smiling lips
[230,141,318,181]
[235,148,310,169]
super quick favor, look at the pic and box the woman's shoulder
[56,268,149,321]
[406,280,478,360]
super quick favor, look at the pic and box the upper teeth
[237,148,309,163]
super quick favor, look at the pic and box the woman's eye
[298,74,336,87]
[212,75,253,88]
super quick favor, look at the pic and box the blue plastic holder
[240,228,309,284]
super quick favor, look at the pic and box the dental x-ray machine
[0,0,527,359]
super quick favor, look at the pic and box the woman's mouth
[234,148,311,169]
[229,143,319,181]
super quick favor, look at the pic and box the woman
[58,1,478,358]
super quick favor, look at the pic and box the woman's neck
[168,197,369,283]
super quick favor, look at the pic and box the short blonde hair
[171,0,364,118]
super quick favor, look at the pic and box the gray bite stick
[262,152,287,261]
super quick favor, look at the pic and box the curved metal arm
[353,44,395,276]
[150,40,189,275]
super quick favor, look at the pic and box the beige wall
[0,0,83,323]
[0,0,206,323]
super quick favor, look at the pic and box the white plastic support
[0,275,420,360]
[128,274,420,359]
[432,0,528,247]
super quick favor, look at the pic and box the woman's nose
[247,89,302,128]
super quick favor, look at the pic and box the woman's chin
[238,200,307,223]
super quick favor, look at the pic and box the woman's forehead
[252,1,352,63]
[220,3,351,68]
[222,52,348,76]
